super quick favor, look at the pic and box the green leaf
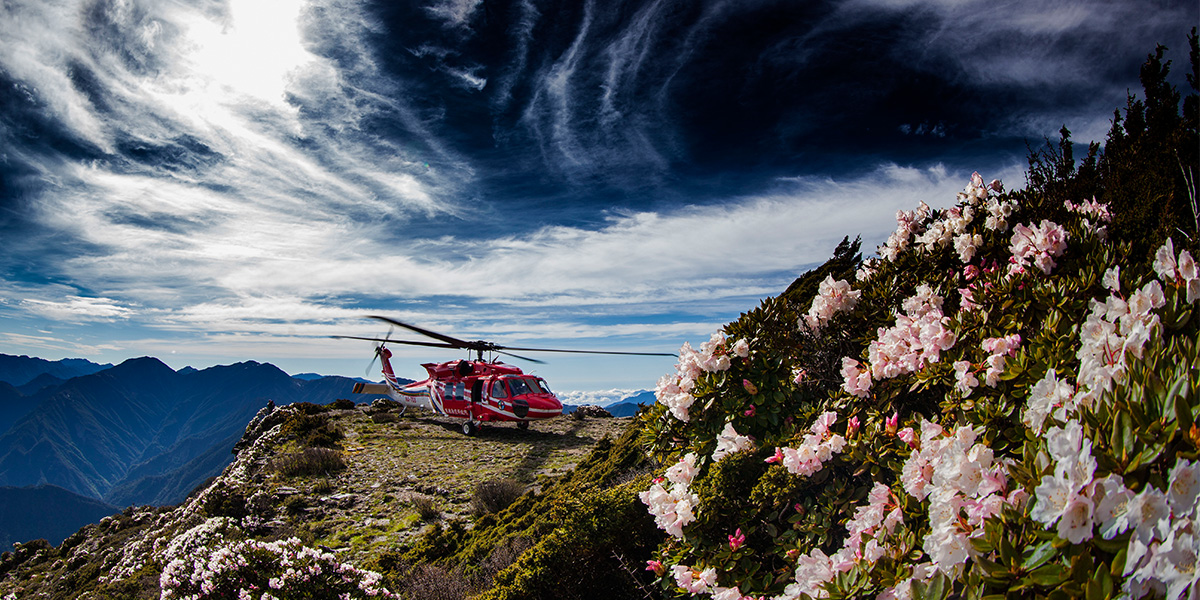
[1171,375,1194,430]
[1029,564,1068,586]
[1022,541,1057,571]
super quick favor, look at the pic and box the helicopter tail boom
[351,382,392,395]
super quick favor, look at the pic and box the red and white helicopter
[336,316,674,435]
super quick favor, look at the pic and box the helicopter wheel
[396,405,407,418]
[517,421,529,430]
[461,420,477,436]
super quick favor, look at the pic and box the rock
[574,405,613,418]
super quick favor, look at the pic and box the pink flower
[897,427,916,447]
[885,412,899,436]
[847,416,860,436]
[646,560,665,575]
[729,528,746,551]
[765,448,783,463]
[744,404,756,417]
[742,379,759,395]
[793,368,807,384]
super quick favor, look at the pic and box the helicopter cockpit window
[491,380,509,399]
[506,378,533,396]
[527,378,549,394]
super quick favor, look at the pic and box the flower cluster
[1030,421,1101,544]
[900,422,1021,576]
[640,453,701,538]
[1154,238,1200,303]
[777,483,905,600]
[803,275,861,330]
[159,527,396,600]
[1119,459,1199,599]
[1064,197,1113,235]
[880,202,934,261]
[1076,278,1165,394]
[1009,220,1069,275]
[656,333,744,422]
[859,284,957,384]
[712,422,755,462]
[1021,368,1078,434]
[767,411,846,477]
[979,333,1021,387]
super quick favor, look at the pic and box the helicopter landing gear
[517,421,529,430]
[461,420,478,436]
[396,405,407,418]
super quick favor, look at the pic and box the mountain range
[0,354,394,546]
[0,354,655,548]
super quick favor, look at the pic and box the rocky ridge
[0,400,630,599]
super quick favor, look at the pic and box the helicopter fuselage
[359,347,563,430]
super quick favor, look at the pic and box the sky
[0,0,1196,403]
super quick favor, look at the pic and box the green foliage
[279,410,345,449]
[385,424,661,598]
[471,478,527,516]
[272,447,347,478]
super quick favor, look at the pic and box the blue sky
[0,0,1195,402]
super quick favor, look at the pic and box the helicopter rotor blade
[494,346,678,358]
[368,316,472,349]
[494,349,546,364]
[331,335,461,350]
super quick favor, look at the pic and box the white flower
[1154,238,1178,280]
[1127,486,1171,544]
[1031,472,1073,525]
[1057,493,1095,544]
[1091,474,1135,539]
[1102,266,1121,292]
[713,422,755,462]
[1167,459,1199,519]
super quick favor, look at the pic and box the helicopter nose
[529,396,562,418]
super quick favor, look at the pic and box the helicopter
[335,316,675,436]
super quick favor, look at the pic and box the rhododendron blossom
[641,453,702,538]
[1009,220,1069,275]
[980,334,1021,387]
[713,422,755,462]
[861,285,956,382]
[803,275,861,330]
[1154,237,1200,303]
[774,412,846,478]
[657,332,739,422]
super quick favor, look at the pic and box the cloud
[19,296,134,322]
[424,0,483,29]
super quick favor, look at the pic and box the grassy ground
[268,407,631,565]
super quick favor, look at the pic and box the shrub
[635,182,1198,597]
[280,411,344,448]
[329,398,357,410]
[272,447,346,478]
[371,411,399,424]
[159,535,396,599]
[470,479,526,516]
[412,496,441,522]
[312,478,335,495]
[399,563,472,600]
[201,485,247,519]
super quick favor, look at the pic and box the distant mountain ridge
[0,354,396,536]
[0,355,112,387]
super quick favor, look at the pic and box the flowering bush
[159,519,397,600]
[637,171,1199,600]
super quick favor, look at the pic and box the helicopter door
[472,380,483,403]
